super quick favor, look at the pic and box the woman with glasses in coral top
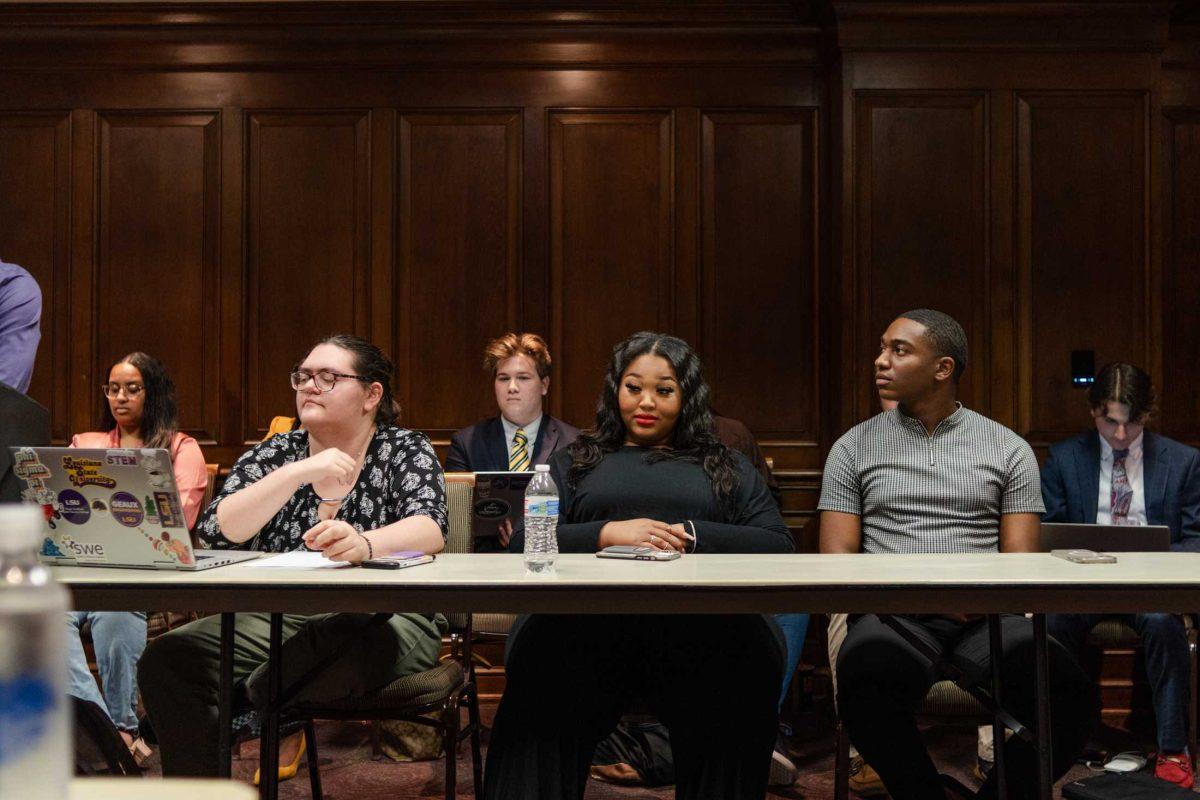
[66,351,207,764]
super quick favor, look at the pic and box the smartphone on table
[596,545,681,562]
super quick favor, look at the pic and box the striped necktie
[508,428,530,471]
[1111,448,1133,524]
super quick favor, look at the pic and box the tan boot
[847,755,888,797]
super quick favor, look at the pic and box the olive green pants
[138,612,443,776]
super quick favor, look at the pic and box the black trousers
[483,614,784,800]
[837,614,1098,800]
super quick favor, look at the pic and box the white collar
[1099,430,1144,461]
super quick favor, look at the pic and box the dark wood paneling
[0,112,70,440]
[1016,93,1149,443]
[549,110,674,428]
[1162,111,1200,444]
[245,111,370,440]
[854,92,989,417]
[397,112,522,433]
[96,111,220,443]
[700,109,820,462]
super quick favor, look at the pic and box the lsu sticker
[61,457,117,489]
[56,490,91,525]
[152,492,184,528]
[110,492,144,527]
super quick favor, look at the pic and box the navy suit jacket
[1041,430,1200,552]
[443,414,580,472]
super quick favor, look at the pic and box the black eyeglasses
[289,369,370,393]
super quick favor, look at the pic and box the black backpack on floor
[72,697,141,777]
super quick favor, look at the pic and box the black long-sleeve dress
[486,445,794,800]
[508,445,792,554]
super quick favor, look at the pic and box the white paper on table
[240,551,352,569]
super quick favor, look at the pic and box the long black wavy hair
[566,331,740,505]
[97,352,180,451]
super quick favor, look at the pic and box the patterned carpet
[130,708,1148,798]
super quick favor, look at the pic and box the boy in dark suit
[1044,363,1200,787]
[445,333,579,547]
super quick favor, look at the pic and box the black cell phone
[361,554,436,570]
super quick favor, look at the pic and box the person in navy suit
[1045,363,1200,788]
[445,333,580,548]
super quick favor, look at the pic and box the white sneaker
[769,747,798,787]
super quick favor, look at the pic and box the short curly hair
[483,333,552,379]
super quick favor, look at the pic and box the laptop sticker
[57,490,91,525]
[141,529,193,566]
[61,456,117,489]
[152,492,184,528]
[110,492,144,527]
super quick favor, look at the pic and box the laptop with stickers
[8,446,260,571]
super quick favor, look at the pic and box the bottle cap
[0,503,46,553]
[534,464,550,472]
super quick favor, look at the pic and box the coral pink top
[69,428,208,529]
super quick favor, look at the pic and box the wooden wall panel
[245,111,370,440]
[549,110,674,427]
[96,111,220,442]
[397,112,521,433]
[1162,111,1200,444]
[1016,93,1149,444]
[853,93,988,418]
[700,109,819,457]
[0,112,70,440]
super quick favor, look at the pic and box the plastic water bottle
[523,464,559,575]
[0,504,70,799]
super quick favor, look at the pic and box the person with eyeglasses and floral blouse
[138,334,448,782]
[66,351,207,765]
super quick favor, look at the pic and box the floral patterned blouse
[198,426,447,552]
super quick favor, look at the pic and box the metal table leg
[260,613,284,800]
[988,614,1007,800]
[218,612,234,779]
[1033,613,1053,800]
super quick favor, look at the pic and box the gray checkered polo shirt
[818,405,1045,554]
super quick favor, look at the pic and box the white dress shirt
[500,413,543,467]
[1097,431,1147,526]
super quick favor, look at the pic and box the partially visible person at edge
[444,332,579,550]
[486,331,793,800]
[66,351,207,765]
[1044,363,1200,788]
[0,259,41,393]
[821,308,1097,800]
[138,334,448,782]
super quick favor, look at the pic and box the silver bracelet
[687,520,698,554]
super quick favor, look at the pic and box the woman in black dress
[486,331,793,800]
